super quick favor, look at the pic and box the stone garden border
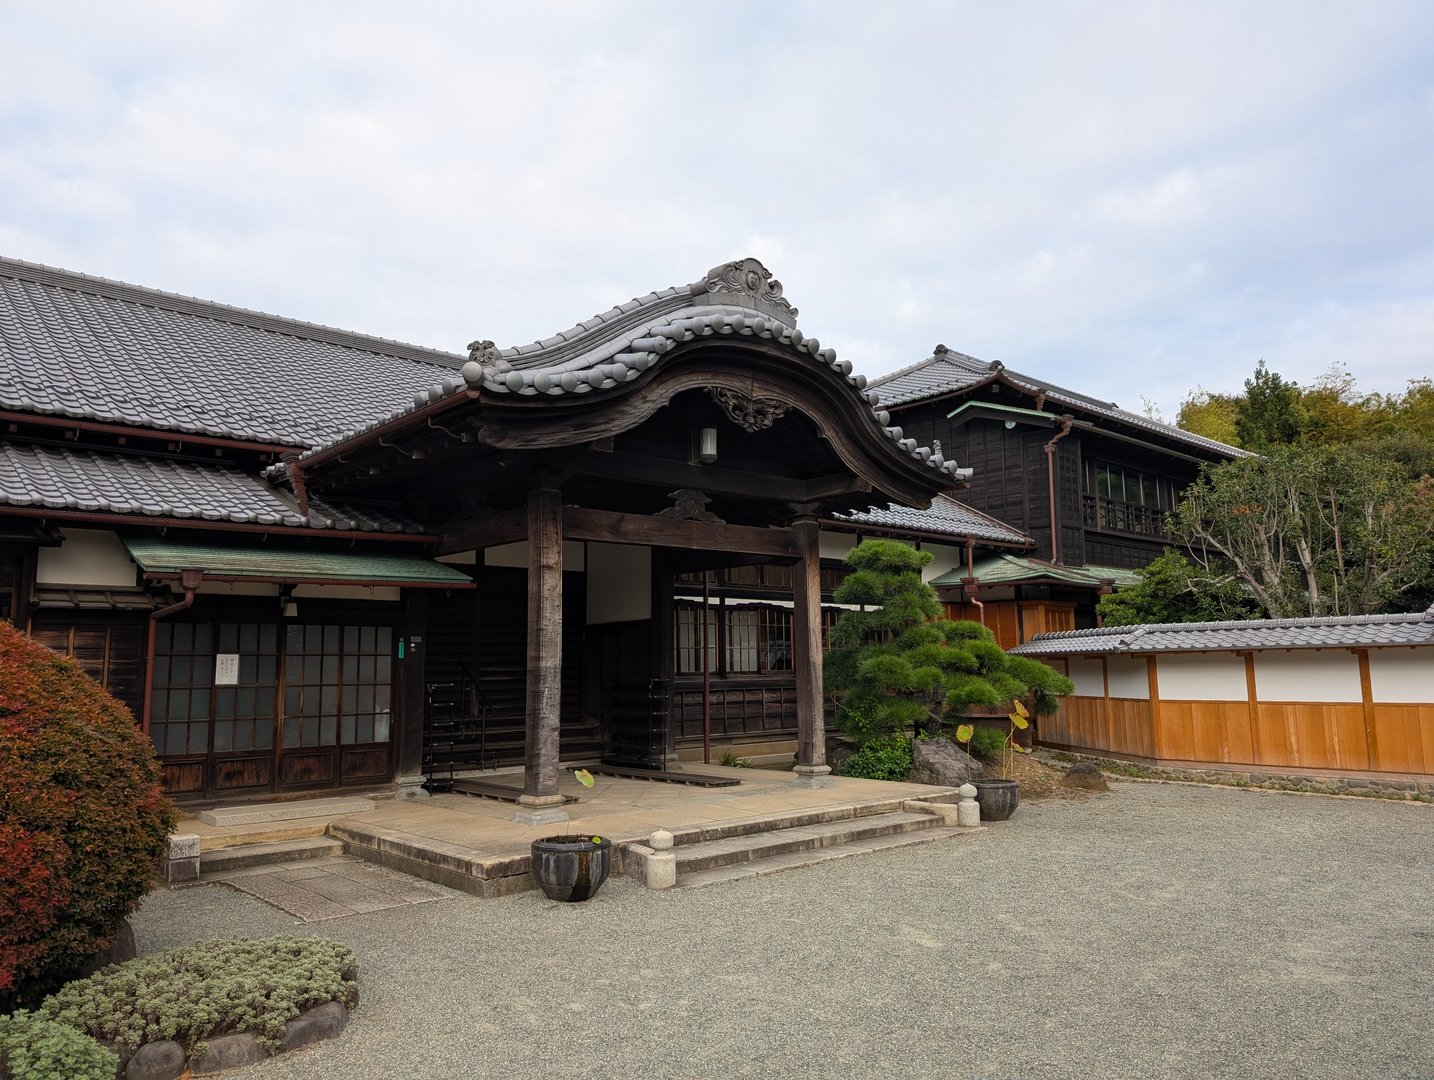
[112,980,355,1079]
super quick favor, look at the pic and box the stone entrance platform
[178,765,968,899]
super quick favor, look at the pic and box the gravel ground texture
[131,781,1434,1079]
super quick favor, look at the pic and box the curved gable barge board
[467,341,959,510]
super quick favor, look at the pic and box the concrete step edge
[200,837,346,873]
[674,828,961,890]
[674,811,938,873]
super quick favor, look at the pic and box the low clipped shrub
[40,936,358,1056]
[839,734,913,782]
[0,1010,118,1080]
[0,621,175,1010]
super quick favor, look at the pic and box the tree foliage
[1096,549,1260,626]
[1177,445,1434,617]
[825,539,1073,746]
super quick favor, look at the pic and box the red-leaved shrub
[0,620,175,1009]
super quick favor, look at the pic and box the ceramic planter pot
[530,835,613,902]
[971,779,1020,821]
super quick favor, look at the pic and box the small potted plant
[956,699,1029,821]
[529,769,613,902]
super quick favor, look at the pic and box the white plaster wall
[484,541,586,570]
[292,584,401,602]
[1368,648,1434,703]
[1254,651,1362,703]
[36,529,140,587]
[920,542,964,583]
[1156,654,1248,702]
[818,531,857,562]
[436,550,477,565]
[1106,656,1150,699]
[587,543,652,625]
[1067,657,1105,697]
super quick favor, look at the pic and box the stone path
[209,857,452,922]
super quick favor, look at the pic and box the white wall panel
[586,543,652,625]
[1156,654,1248,702]
[1068,657,1105,697]
[37,529,139,587]
[484,541,586,570]
[1368,648,1434,704]
[1106,656,1150,699]
[1254,651,1361,703]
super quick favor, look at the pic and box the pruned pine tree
[824,539,1073,747]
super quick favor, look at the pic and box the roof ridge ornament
[465,339,509,376]
[696,258,798,322]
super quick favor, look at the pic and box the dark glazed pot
[972,779,1020,821]
[530,835,613,902]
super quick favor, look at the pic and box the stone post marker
[646,829,677,891]
[167,833,201,885]
[957,784,981,828]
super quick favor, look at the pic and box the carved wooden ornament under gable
[657,488,725,523]
[706,388,791,433]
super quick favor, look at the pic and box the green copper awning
[123,539,474,588]
[929,554,1143,590]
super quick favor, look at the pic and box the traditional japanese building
[1,255,1027,820]
[867,346,1247,646]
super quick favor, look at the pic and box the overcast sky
[2,2,1431,419]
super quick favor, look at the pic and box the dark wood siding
[31,611,147,719]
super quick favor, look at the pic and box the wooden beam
[436,508,528,555]
[515,488,568,823]
[566,451,872,504]
[562,507,800,558]
[791,519,833,786]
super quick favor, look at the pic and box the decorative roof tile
[830,495,1031,546]
[870,347,1248,459]
[289,258,971,485]
[0,443,421,533]
[0,256,462,448]
[1010,607,1434,655]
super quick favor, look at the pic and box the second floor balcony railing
[1082,494,1171,538]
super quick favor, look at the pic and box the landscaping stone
[167,833,202,886]
[909,738,984,786]
[126,1039,185,1080]
[191,1032,267,1073]
[1060,763,1110,791]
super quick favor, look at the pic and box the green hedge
[838,734,912,781]
[0,1010,117,1080]
[39,936,357,1055]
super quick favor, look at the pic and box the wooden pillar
[515,487,570,824]
[392,588,429,799]
[791,516,833,788]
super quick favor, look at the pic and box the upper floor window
[1083,462,1176,537]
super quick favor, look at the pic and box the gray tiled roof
[289,259,971,485]
[0,442,421,533]
[0,256,463,448]
[870,348,1248,459]
[1010,607,1434,655]
[830,494,1031,546]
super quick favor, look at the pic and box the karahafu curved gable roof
[283,259,970,487]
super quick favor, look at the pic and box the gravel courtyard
[132,781,1434,1079]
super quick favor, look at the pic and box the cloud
[0,1,1430,418]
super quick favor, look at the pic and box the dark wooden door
[592,620,665,768]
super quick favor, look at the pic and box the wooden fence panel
[1157,701,1254,765]
[1255,703,1370,771]
[1370,704,1434,774]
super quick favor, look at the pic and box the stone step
[200,796,376,828]
[674,811,938,875]
[200,837,347,875]
[674,827,960,890]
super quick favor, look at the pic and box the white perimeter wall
[1368,648,1434,703]
[587,543,652,625]
[1254,651,1362,703]
[1156,654,1248,702]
